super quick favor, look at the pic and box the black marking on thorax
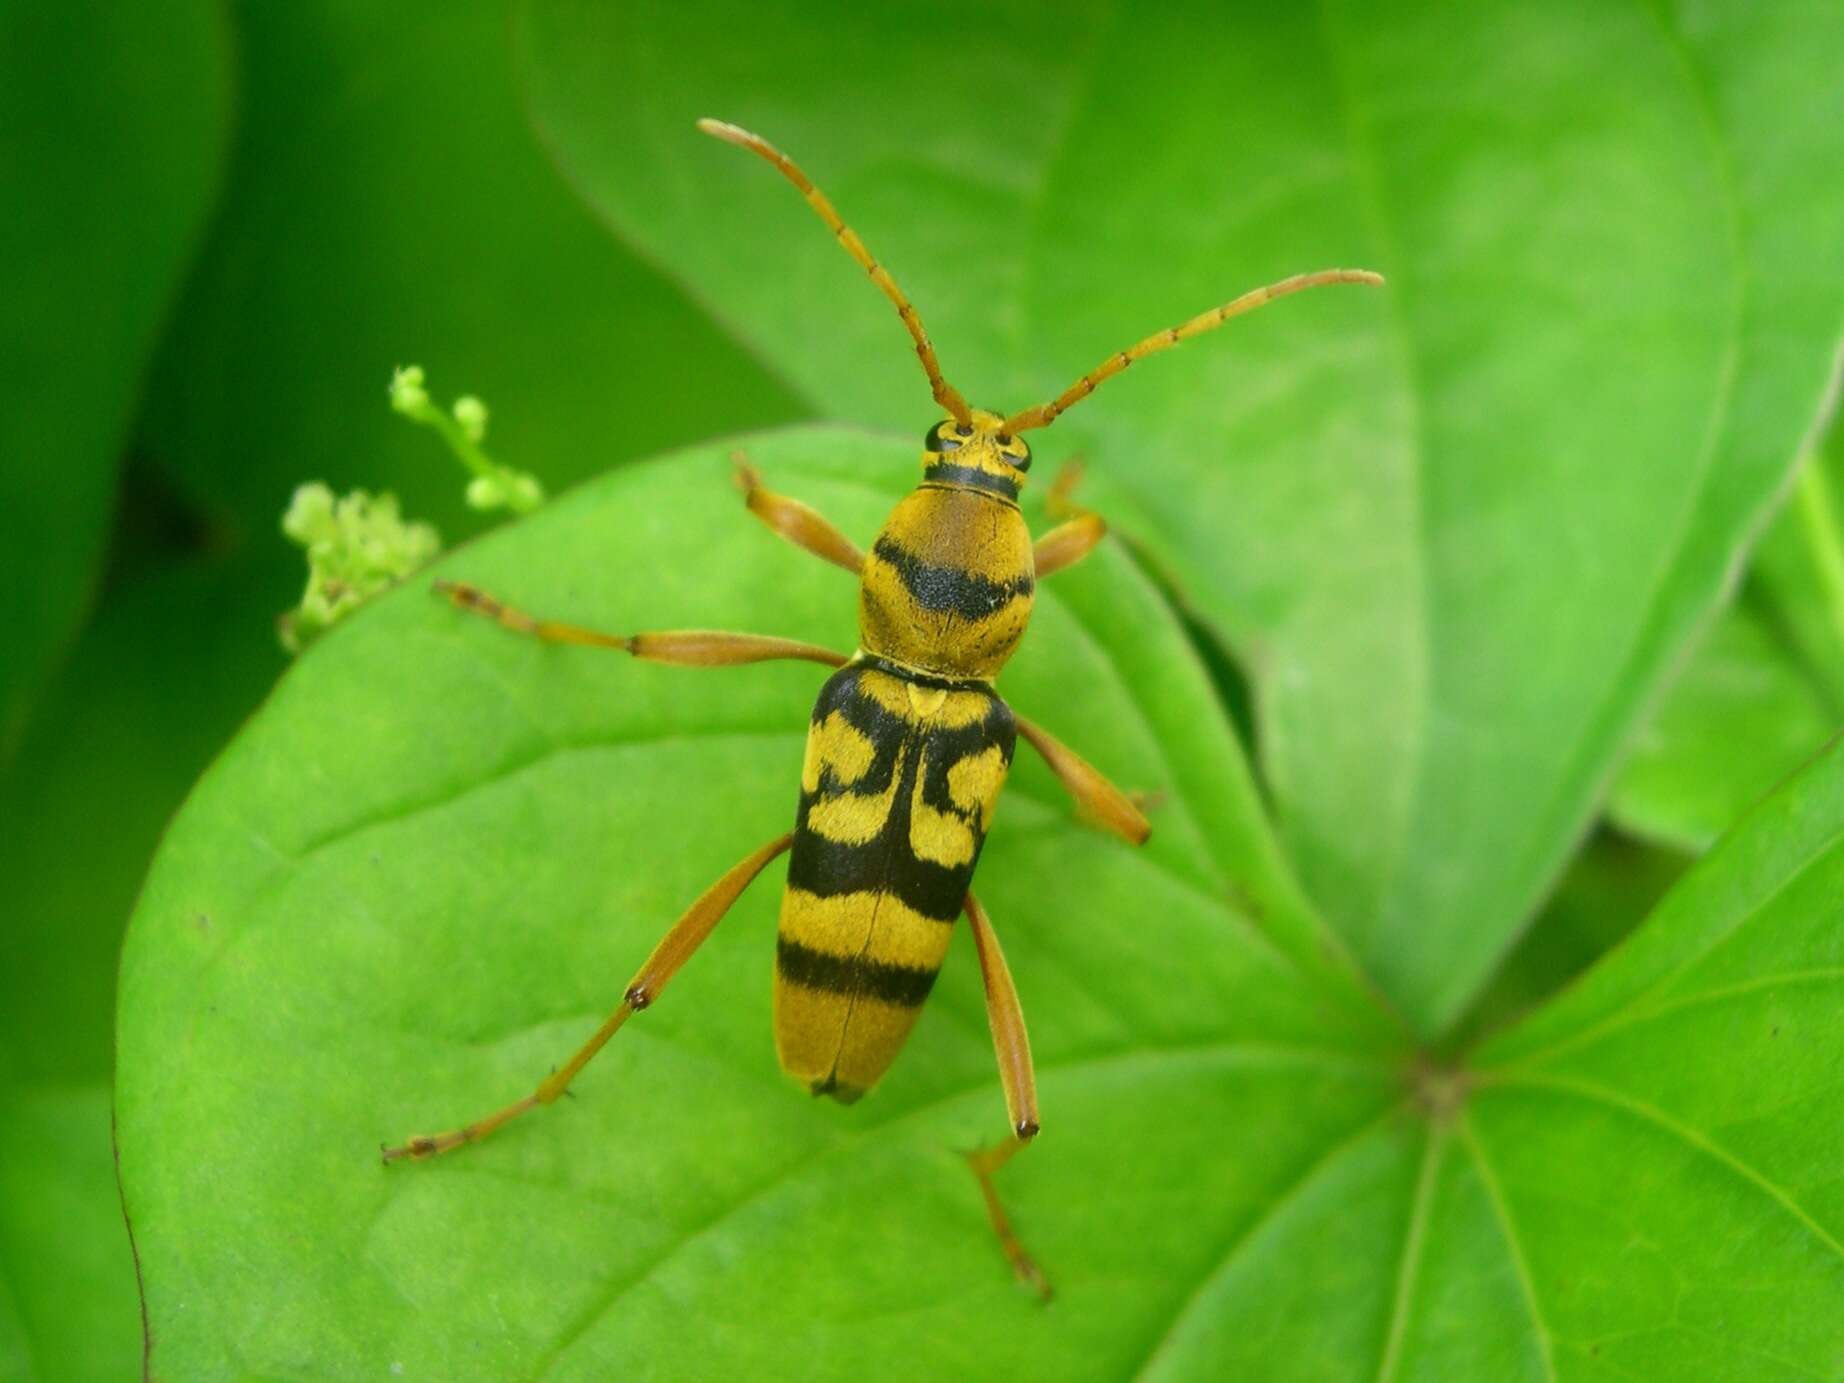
[871,536,1034,623]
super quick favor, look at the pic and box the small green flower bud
[282,482,337,545]
[389,365,430,415]
[507,472,545,511]
[387,367,543,516]
[452,395,489,442]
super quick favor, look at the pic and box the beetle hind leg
[1015,714,1151,846]
[960,890,1051,1299]
[963,1127,1047,1299]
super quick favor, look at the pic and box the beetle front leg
[434,580,849,669]
[734,457,866,575]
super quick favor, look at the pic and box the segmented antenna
[1003,269,1384,434]
[698,119,973,428]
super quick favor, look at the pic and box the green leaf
[141,0,806,548]
[1610,600,1836,852]
[116,428,1400,1377]
[0,555,290,1086]
[0,553,286,1380]
[1468,735,1844,1379]
[0,5,229,1372]
[0,0,231,755]
[1753,440,1844,713]
[117,427,1844,1375]
[60,0,818,1107]
[1132,735,1844,1379]
[518,0,1844,1032]
[1450,827,1689,1049]
[1611,436,1844,854]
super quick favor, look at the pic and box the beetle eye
[924,423,960,453]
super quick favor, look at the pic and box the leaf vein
[1374,1124,1442,1383]
[1131,1100,1407,1381]
[1486,820,1844,1071]
[1503,1072,1844,1268]
[1458,1111,1558,1382]
[521,1043,1396,1378]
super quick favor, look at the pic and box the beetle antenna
[698,119,974,428]
[1002,268,1384,434]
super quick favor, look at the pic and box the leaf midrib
[1309,0,1434,977]
[1458,1111,1558,1382]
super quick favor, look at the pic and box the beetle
[383,119,1382,1294]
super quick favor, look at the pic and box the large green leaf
[116,428,1400,1377]
[1087,721,1844,1380]
[1468,735,1844,1379]
[0,0,231,755]
[518,0,1844,1033]
[117,428,1844,1375]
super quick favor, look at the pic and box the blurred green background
[1,2,801,1374]
[3,0,1840,1378]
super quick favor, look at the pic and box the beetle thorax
[856,481,1036,682]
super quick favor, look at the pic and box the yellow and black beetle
[383,119,1382,1293]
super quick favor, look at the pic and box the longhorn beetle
[382,119,1383,1294]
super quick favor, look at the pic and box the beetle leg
[433,580,849,669]
[1033,462,1107,579]
[961,890,1051,1300]
[1032,513,1107,579]
[1032,514,1106,579]
[382,832,794,1163]
[1014,715,1151,846]
[734,456,866,575]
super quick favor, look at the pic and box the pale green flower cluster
[277,368,548,652]
[277,484,440,653]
